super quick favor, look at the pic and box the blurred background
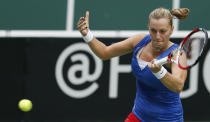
[0,0,210,122]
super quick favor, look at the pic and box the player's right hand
[148,59,162,73]
[77,11,90,36]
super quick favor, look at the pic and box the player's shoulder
[131,33,148,48]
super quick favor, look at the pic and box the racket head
[178,28,208,70]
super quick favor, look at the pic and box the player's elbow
[96,53,110,61]
[174,81,185,93]
[175,86,183,93]
[173,72,187,93]
[98,48,112,60]
[100,56,110,61]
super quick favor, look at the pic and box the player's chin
[154,42,163,48]
[155,40,164,45]
[152,39,162,44]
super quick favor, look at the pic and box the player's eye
[150,29,156,33]
[160,30,166,34]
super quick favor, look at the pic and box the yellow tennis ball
[18,99,33,112]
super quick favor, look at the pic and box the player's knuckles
[77,21,84,26]
[78,20,84,25]
[78,23,87,30]
[80,17,85,20]
[79,22,87,28]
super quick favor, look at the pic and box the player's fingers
[148,62,153,68]
[79,17,85,20]
[151,63,156,68]
[154,61,161,68]
[151,61,160,68]
[85,11,89,24]
[77,21,86,29]
[77,15,89,36]
[77,17,85,26]
[78,24,88,32]
[148,62,161,73]
[78,21,88,30]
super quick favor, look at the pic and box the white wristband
[153,66,167,79]
[83,30,94,43]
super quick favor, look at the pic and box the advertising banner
[0,38,209,121]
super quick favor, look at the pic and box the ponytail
[171,8,190,19]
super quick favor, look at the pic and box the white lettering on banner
[203,50,210,93]
[55,42,209,99]
[180,40,200,99]
[109,57,131,98]
[180,64,199,98]
[55,43,103,99]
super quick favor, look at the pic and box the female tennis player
[77,7,189,122]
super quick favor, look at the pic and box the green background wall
[0,0,209,30]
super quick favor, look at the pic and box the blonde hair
[149,8,189,26]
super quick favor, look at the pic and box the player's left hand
[148,60,162,73]
[77,11,90,36]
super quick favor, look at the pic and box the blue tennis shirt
[131,35,183,122]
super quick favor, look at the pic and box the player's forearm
[160,72,185,93]
[88,38,110,60]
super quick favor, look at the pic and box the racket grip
[154,57,168,66]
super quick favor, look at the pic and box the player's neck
[151,41,172,56]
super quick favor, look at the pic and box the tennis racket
[155,28,208,70]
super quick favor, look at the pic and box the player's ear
[170,26,174,35]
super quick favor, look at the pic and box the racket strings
[179,31,206,67]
